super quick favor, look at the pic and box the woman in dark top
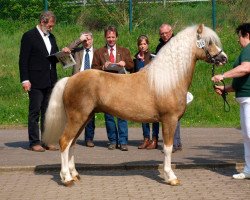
[134,35,159,149]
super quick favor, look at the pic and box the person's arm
[212,61,250,82]
[116,48,134,70]
[61,38,81,54]
[68,33,89,49]
[124,49,134,70]
[67,39,82,50]
[19,33,32,92]
[92,50,103,70]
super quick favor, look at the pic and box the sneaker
[233,172,250,180]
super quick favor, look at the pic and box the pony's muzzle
[214,53,228,66]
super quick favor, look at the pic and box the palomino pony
[43,24,227,186]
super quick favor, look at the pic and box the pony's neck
[147,26,197,96]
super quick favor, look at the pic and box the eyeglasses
[160,30,172,36]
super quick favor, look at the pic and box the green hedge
[0,0,249,127]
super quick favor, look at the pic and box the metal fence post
[212,0,216,30]
[129,0,132,33]
[44,0,48,11]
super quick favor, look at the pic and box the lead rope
[212,65,230,112]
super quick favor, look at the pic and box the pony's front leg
[69,144,80,181]
[162,120,181,186]
[163,145,180,185]
[60,139,74,186]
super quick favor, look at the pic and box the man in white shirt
[63,32,94,74]
[62,32,96,147]
[19,11,59,152]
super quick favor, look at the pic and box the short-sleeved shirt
[232,43,250,97]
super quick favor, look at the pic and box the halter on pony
[196,32,230,111]
[196,33,224,65]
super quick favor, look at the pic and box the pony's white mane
[147,25,221,96]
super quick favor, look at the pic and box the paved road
[1,168,250,200]
[0,127,249,199]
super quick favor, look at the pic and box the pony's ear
[197,24,204,34]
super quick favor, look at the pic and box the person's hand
[61,47,71,53]
[214,85,224,95]
[116,61,125,67]
[137,51,144,60]
[80,34,88,42]
[103,61,111,70]
[22,81,31,92]
[211,74,224,83]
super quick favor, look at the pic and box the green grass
[0,1,249,127]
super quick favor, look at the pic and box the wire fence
[0,0,248,32]
[69,0,210,5]
[66,0,214,31]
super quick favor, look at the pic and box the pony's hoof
[73,175,81,181]
[167,179,181,186]
[64,180,74,187]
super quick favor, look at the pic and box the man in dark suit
[19,11,59,152]
[92,26,134,151]
[62,32,96,147]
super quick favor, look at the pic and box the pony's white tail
[43,77,69,145]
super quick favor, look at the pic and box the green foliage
[0,0,249,127]
[216,1,249,28]
[0,0,43,21]
[76,0,130,30]
[0,0,80,23]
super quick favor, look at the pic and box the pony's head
[147,24,227,97]
[195,24,227,65]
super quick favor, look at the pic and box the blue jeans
[173,121,181,147]
[84,115,95,141]
[104,113,128,145]
[142,122,159,139]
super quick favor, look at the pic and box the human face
[105,31,117,47]
[238,31,250,48]
[138,39,149,52]
[40,18,56,35]
[83,35,93,49]
[159,25,173,43]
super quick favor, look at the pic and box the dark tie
[109,47,115,63]
[84,49,90,70]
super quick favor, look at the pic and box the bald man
[155,23,174,53]
[155,23,183,153]
[145,23,175,149]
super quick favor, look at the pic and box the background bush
[0,0,249,127]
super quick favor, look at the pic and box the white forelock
[146,25,221,96]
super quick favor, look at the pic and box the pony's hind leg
[60,138,74,186]
[161,118,181,186]
[69,143,80,181]
[59,122,83,186]
[59,115,91,186]
[68,115,94,181]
